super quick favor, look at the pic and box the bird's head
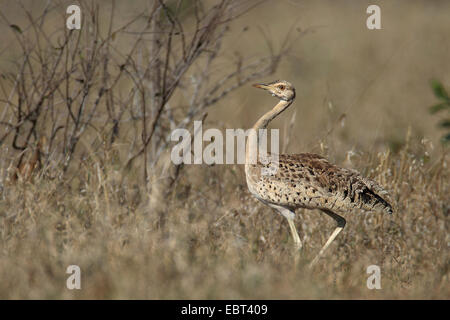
[253,80,295,102]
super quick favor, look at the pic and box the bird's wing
[258,153,393,214]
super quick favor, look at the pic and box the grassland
[0,0,448,299]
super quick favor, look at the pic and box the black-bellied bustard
[245,80,392,267]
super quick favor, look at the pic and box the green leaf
[438,119,450,128]
[441,133,450,144]
[429,103,450,114]
[9,24,22,34]
[431,80,449,100]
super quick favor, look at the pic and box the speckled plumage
[245,80,393,267]
[246,153,392,215]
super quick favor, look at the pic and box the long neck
[252,99,292,131]
[246,99,293,164]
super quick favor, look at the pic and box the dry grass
[0,0,448,299]
[0,132,448,299]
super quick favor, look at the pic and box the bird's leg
[269,204,302,252]
[309,210,346,268]
[287,217,302,250]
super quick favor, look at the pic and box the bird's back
[245,153,393,214]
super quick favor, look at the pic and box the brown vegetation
[10,135,47,183]
[0,0,448,299]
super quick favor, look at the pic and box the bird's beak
[252,83,270,90]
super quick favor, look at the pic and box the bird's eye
[278,85,285,90]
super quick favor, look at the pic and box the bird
[245,80,393,267]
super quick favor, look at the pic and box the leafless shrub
[1,1,446,300]
[0,0,293,189]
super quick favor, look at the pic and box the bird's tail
[359,178,393,214]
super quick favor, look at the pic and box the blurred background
[0,0,448,299]
[216,0,450,154]
[1,1,449,156]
